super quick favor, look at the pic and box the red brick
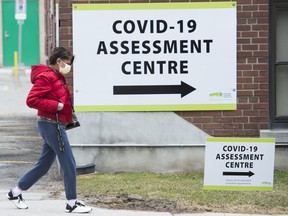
[244,123,259,129]
[243,110,259,116]
[254,77,268,83]
[259,5,269,11]
[223,110,242,116]
[223,124,243,130]
[238,97,248,103]
[253,0,269,4]
[237,103,253,110]
[244,84,259,89]
[247,57,258,63]
[233,117,249,123]
[259,83,269,89]
[234,129,259,137]
[243,71,259,76]
[238,0,252,4]
[247,18,257,24]
[252,11,269,17]
[237,51,253,57]
[250,116,268,122]
[202,111,222,116]
[242,5,258,11]
[252,37,268,43]
[253,51,268,57]
[238,25,252,31]
[238,12,252,18]
[238,64,253,70]
[241,31,258,38]
[238,77,253,83]
[253,103,269,109]
[258,17,269,24]
[259,123,269,130]
[237,38,252,44]
[252,24,268,31]
[214,130,234,137]
[202,124,222,130]
[238,19,247,25]
[242,44,259,51]
[253,63,268,70]
[259,110,269,116]
[214,117,234,123]
[192,117,213,123]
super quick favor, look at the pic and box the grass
[77,171,288,214]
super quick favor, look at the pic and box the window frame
[269,0,288,129]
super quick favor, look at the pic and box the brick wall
[54,0,270,137]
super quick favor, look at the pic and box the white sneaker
[65,201,92,213]
[7,190,28,209]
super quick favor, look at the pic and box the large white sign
[204,137,275,191]
[72,2,237,112]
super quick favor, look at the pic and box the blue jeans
[18,121,77,200]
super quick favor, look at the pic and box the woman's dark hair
[49,47,75,65]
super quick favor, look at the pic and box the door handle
[4,31,10,38]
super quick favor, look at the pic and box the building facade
[44,0,288,142]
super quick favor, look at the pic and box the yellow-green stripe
[74,103,236,112]
[206,137,275,143]
[73,2,237,11]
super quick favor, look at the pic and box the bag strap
[50,67,75,112]
[55,112,65,152]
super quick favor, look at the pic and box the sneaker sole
[65,207,92,213]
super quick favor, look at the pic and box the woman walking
[7,47,92,213]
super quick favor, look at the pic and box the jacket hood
[30,65,54,84]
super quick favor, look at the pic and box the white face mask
[59,59,71,75]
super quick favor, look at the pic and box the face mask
[59,59,71,75]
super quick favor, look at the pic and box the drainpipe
[55,2,59,47]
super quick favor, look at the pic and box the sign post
[15,0,26,66]
[204,137,275,191]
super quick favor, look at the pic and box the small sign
[15,0,27,20]
[204,137,275,191]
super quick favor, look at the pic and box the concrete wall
[68,112,209,172]
[68,112,209,145]
[71,145,205,173]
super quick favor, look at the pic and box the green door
[2,0,39,66]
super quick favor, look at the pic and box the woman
[7,47,92,213]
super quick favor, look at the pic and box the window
[270,0,288,128]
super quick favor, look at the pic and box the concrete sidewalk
[0,191,286,216]
[0,68,36,115]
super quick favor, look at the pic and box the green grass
[77,171,288,214]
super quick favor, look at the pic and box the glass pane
[276,65,288,117]
[276,9,288,62]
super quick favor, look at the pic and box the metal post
[17,20,23,66]
[14,51,19,79]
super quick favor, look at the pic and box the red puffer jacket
[26,64,72,124]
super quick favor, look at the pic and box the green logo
[209,92,222,97]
